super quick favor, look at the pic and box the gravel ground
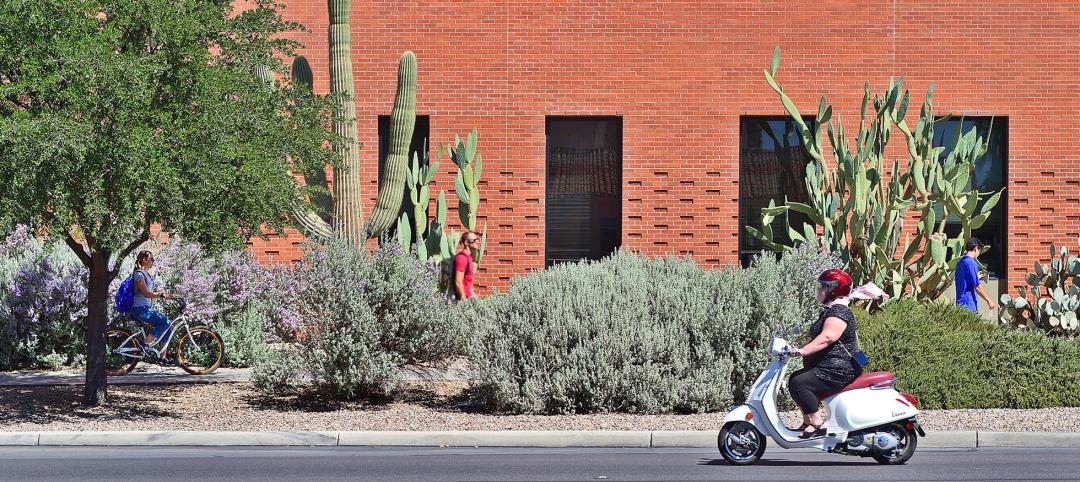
[0,383,1077,433]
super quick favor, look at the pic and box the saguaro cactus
[326,0,364,242]
[366,51,417,238]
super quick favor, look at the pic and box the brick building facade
[249,0,1080,298]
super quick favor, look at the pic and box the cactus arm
[366,51,417,238]
[256,60,335,241]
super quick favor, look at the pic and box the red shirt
[453,249,474,299]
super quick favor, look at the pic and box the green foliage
[468,244,840,414]
[251,344,306,395]
[749,47,1003,303]
[252,240,464,400]
[999,238,1080,335]
[218,302,272,368]
[859,299,1080,409]
[0,0,339,254]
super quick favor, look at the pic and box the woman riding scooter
[788,268,883,439]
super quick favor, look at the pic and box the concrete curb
[338,431,651,448]
[3,430,1078,448]
[978,431,1080,448]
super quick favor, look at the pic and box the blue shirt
[132,271,155,309]
[955,256,980,311]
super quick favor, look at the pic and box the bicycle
[104,298,225,376]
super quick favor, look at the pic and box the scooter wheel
[872,422,918,465]
[718,421,767,465]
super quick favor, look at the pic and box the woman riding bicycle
[131,250,174,348]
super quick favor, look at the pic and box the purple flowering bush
[252,240,465,399]
[0,228,88,369]
[1,230,284,370]
[114,237,277,367]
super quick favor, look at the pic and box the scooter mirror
[789,325,802,336]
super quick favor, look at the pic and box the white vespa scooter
[718,336,924,465]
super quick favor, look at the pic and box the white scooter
[718,337,924,465]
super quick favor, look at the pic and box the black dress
[802,304,861,386]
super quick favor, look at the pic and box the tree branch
[112,228,150,278]
[63,231,92,268]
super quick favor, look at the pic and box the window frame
[737,115,817,267]
[544,116,624,267]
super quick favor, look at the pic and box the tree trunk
[82,251,111,406]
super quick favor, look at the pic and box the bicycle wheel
[105,328,141,376]
[176,327,224,375]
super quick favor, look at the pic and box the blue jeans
[131,306,171,343]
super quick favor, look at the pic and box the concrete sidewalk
[0,430,1075,448]
[0,363,470,387]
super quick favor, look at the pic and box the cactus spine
[366,51,417,238]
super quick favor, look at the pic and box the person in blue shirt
[955,237,996,313]
[131,250,174,348]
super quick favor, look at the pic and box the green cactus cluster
[397,129,488,292]
[280,0,489,293]
[999,239,1080,334]
[748,47,1003,303]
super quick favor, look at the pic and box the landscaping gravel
[1,383,1077,433]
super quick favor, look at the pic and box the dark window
[932,117,1007,279]
[739,117,816,267]
[377,115,430,188]
[545,117,622,267]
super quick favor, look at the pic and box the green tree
[0,0,339,405]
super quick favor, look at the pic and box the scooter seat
[816,371,894,401]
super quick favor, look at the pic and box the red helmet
[818,269,853,301]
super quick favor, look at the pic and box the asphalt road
[1,446,1075,481]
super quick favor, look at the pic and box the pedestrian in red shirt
[453,231,480,301]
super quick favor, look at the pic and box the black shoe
[798,424,826,439]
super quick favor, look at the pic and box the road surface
[2,446,1073,481]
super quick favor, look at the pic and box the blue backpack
[114,273,136,314]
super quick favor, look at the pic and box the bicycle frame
[111,313,202,360]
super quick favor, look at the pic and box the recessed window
[933,117,1008,279]
[739,116,816,267]
[377,115,430,188]
[545,117,622,267]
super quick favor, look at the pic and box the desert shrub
[251,240,463,400]
[467,244,839,414]
[859,299,1080,409]
[0,227,88,369]
[218,301,273,367]
[250,344,306,395]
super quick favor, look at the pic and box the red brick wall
[253,0,1080,295]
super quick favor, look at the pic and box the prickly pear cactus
[748,47,1004,303]
[446,129,487,266]
[999,239,1080,335]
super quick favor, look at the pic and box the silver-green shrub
[469,244,840,414]
[252,239,463,400]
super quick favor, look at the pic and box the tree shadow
[0,386,181,426]
[240,380,475,414]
